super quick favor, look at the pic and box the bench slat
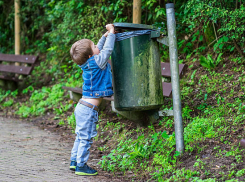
[62,86,116,101]
[161,62,187,78]
[103,96,114,101]
[162,82,172,97]
[0,65,32,75]
[0,75,19,82]
[0,53,38,64]
[62,86,83,94]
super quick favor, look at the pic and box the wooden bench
[0,53,39,90]
[62,61,187,102]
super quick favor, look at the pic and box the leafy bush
[182,0,245,57]
[3,99,13,107]
[16,83,66,117]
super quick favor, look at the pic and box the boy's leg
[70,108,80,170]
[74,103,98,175]
[71,135,79,159]
[70,135,79,170]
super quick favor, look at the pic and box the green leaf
[219,43,224,49]
[199,35,203,41]
[207,54,213,62]
[186,54,192,59]
[192,36,197,42]
[200,56,210,69]
[186,42,192,47]
[230,46,235,52]
[77,2,84,8]
[147,14,153,21]
[209,61,215,68]
[174,151,180,157]
[216,53,223,66]
[137,136,144,140]
[191,70,197,80]
[162,131,169,139]
[223,36,229,42]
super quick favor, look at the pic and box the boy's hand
[106,24,115,34]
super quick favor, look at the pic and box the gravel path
[0,117,116,182]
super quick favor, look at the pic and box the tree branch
[233,39,244,58]
[207,34,225,47]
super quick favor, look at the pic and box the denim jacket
[79,33,116,98]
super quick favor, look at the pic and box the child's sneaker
[75,164,98,176]
[70,161,77,171]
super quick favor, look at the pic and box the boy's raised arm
[97,35,106,51]
[94,33,115,69]
[97,30,111,51]
[94,24,115,69]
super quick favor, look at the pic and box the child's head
[70,39,94,65]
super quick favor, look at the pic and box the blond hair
[70,39,93,65]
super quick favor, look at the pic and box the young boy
[69,24,115,176]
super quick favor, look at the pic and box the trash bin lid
[113,23,155,30]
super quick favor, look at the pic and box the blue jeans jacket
[78,33,115,98]
[80,58,113,98]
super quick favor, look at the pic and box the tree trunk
[133,0,141,24]
[15,0,20,55]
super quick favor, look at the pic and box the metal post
[166,3,184,153]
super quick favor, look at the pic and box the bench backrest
[161,62,187,79]
[0,53,38,75]
[161,62,187,97]
[0,53,38,81]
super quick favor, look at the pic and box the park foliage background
[0,0,245,181]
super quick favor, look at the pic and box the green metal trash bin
[111,23,164,111]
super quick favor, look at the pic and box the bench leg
[69,91,81,102]
[0,80,18,91]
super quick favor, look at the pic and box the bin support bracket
[159,109,173,116]
[166,3,184,154]
[157,36,169,46]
